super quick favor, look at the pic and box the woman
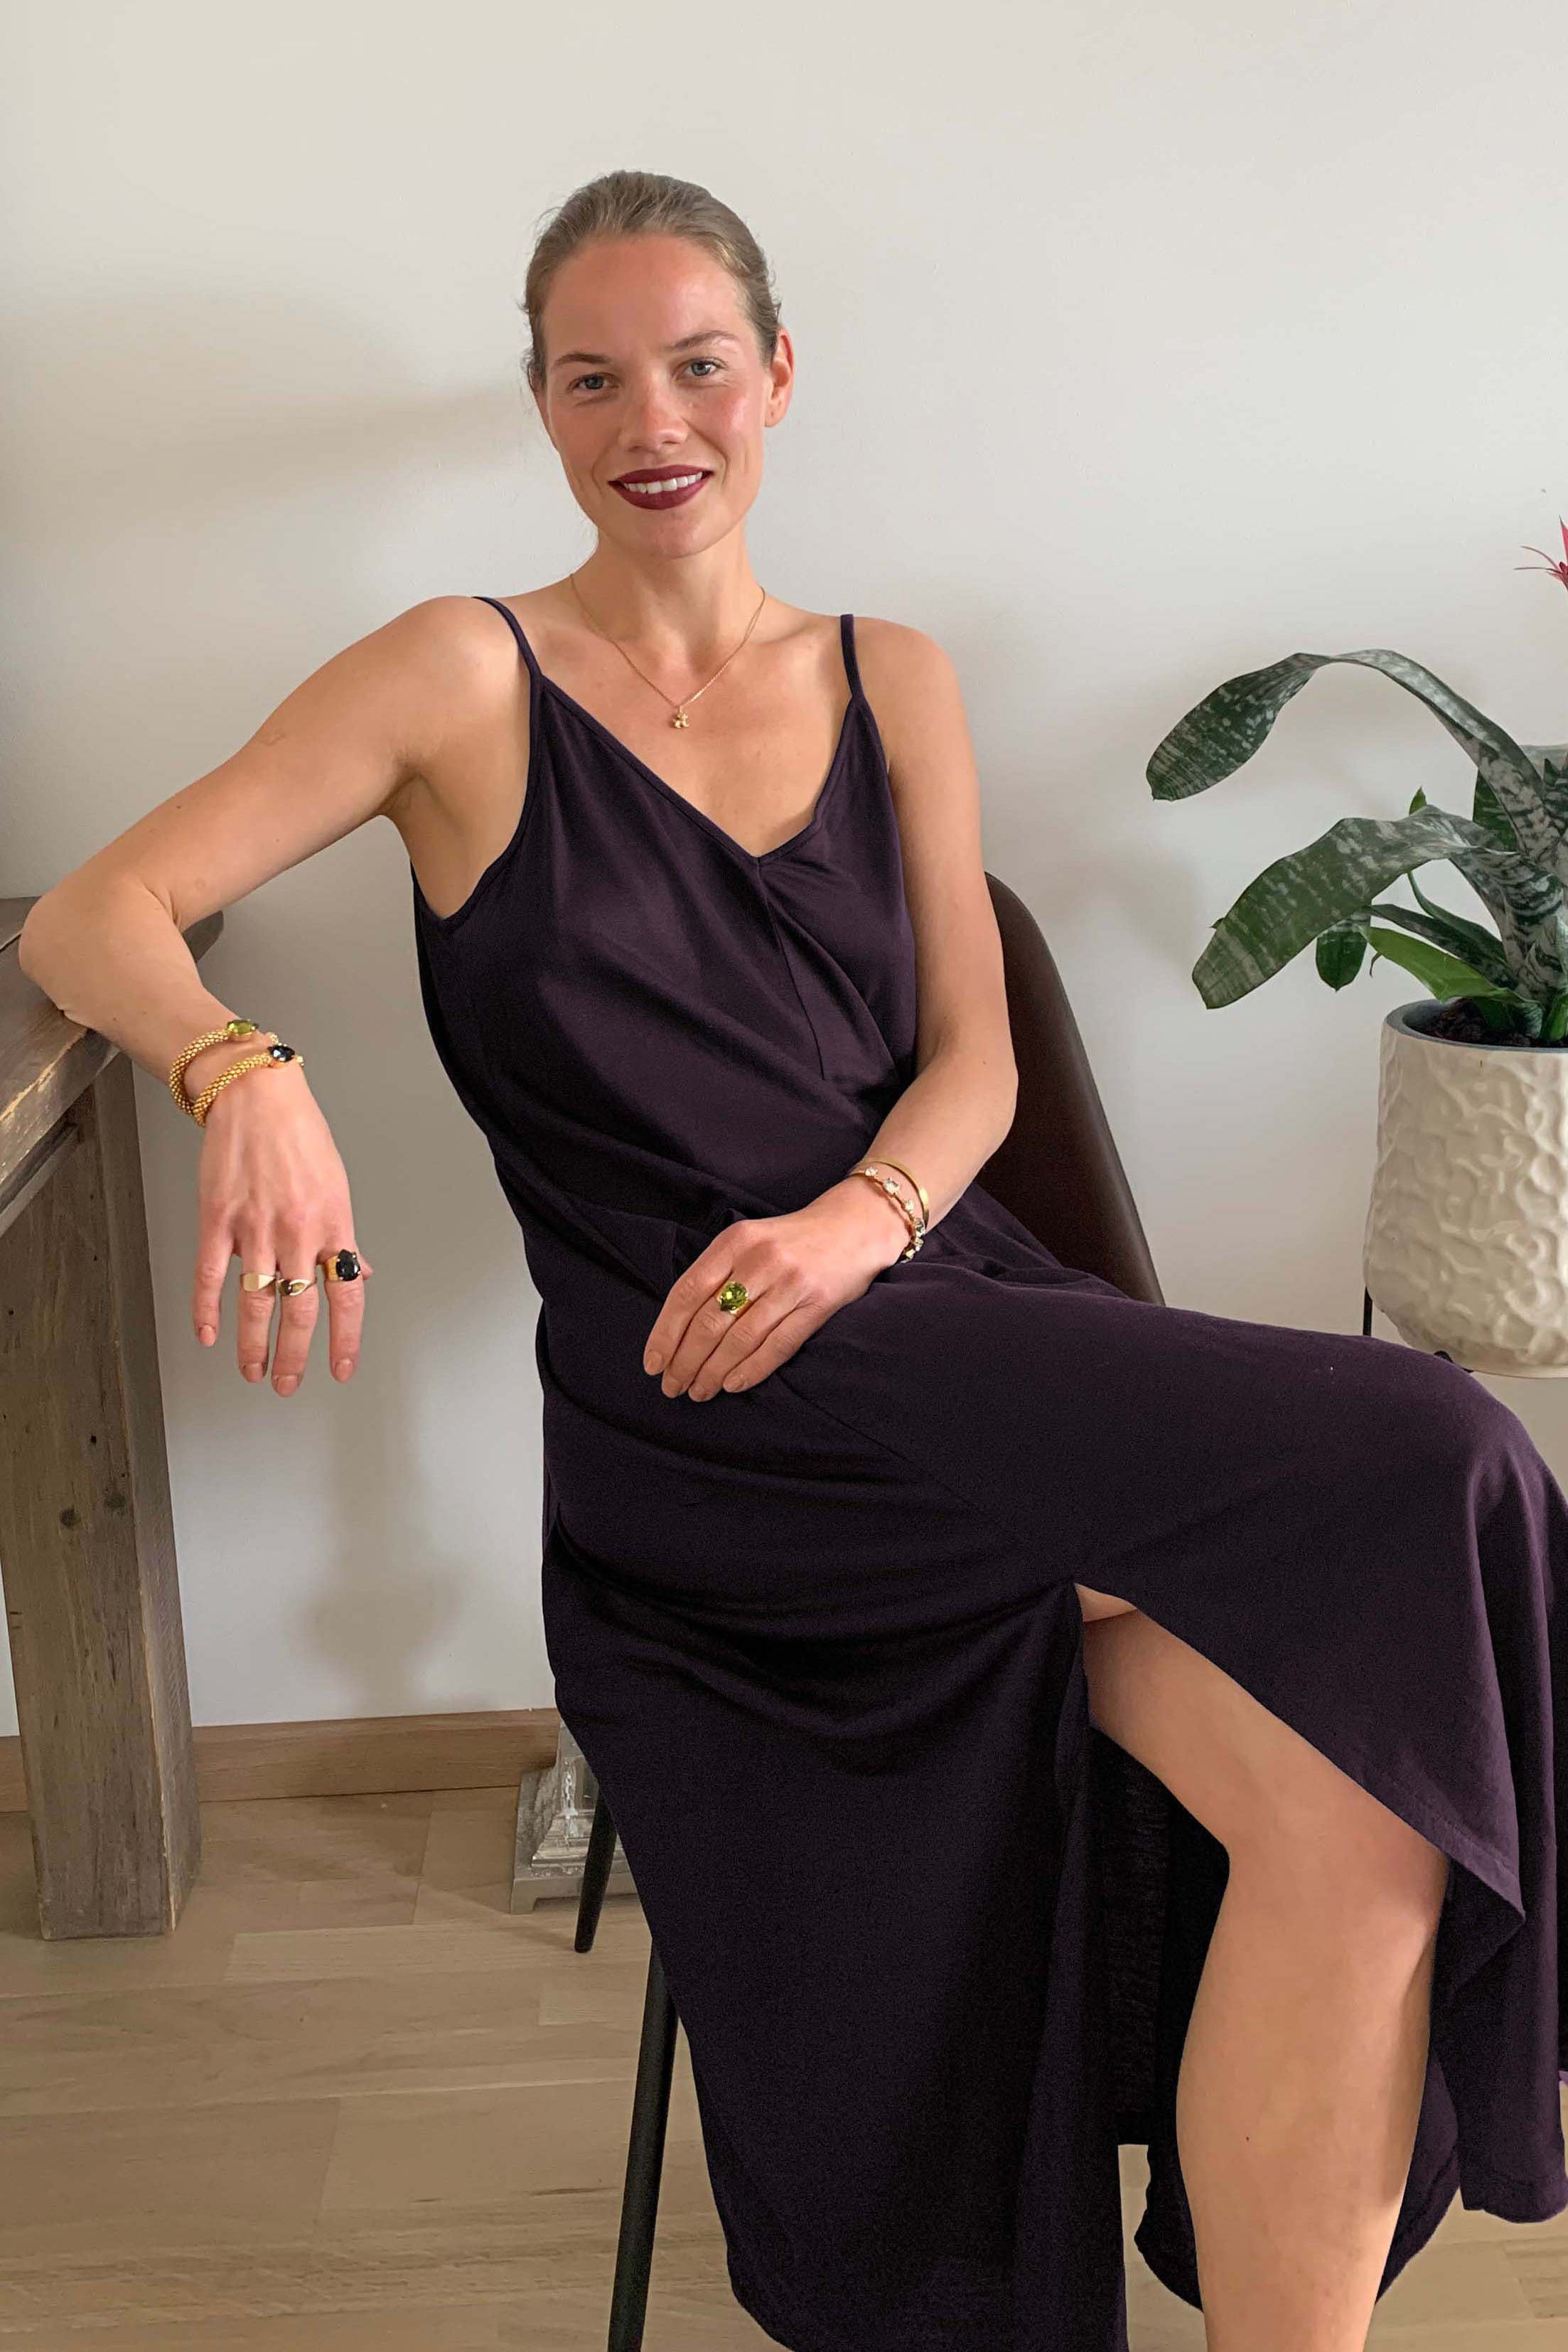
[18,168,1568,2351]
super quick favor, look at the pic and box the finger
[682,1288,793,1400]
[644,1255,713,1377]
[235,1233,280,1382]
[665,1269,806,1399]
[323,1245,370,1381]
[715,1299,825,1393]
[193,1222,235,1346]
[269,1227,321,1394]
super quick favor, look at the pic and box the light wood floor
[1,1787,1565,2348]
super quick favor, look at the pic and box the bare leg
[1076,1596,1451,2351]
[1176,1832,1446,2349]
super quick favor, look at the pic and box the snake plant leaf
[1149,648,1562,877]
[1357,924,1510,1000]
[1476,990,1543,1039]
[1397,877,1515,984]
[1315,919,1369,988]
[1193,804,1559,1008]
[1390,781,1559,983]
[1472,769,1522,850]
[1146,653,1321,799]
[1520,743,1568,840]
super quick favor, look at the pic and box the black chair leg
[607,1940,680,2352]
[576,1789,620,1954]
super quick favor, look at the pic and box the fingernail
[333,1359,353,1379]
[197,1325,215,1345]
[243,1364,264,1381]
[276,1375,299,1395]
[644,1350,663,1374]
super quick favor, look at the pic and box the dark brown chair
[572,874,1169,2351]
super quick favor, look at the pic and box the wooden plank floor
[0,1787,1564,2348]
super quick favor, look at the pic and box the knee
[1235,1767,1454,1942]
[1385,1347,1540,1504]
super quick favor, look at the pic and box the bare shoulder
[26,592,531,936]
[842,615,1006,1071]
[377,593,530,796]
[847,616,965,767]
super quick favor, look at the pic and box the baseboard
[0,1708,562,1812]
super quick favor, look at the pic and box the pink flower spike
[1517,517,1568,589]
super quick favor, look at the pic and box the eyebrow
[551,329,744,371]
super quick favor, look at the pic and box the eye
[566,358,725,395]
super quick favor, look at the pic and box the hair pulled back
[521,169,782,395]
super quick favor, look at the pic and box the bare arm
[849,617,1019,1223]
[644,619,1019,1401]
[16,594,508,1394]
[16,594,499,1096]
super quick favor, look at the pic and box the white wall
[4,0,1567,1736]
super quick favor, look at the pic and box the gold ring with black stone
[319,1248,363,1284]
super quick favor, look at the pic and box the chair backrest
[975,874,1165,1308]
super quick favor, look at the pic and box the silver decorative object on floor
[510,1716,636,1912]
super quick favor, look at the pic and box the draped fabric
[408,594,1568,2349]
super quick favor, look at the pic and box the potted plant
[1146,521,1568,1374]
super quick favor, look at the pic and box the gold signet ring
[241,1269,279,1293]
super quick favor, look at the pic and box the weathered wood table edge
[1,892,222,1939]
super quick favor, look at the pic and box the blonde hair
[521,169,782,396]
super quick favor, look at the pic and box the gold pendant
[671,708,689,728]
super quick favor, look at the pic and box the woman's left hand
[643,1177,911,1401]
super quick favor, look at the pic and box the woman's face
[533,233,792,558]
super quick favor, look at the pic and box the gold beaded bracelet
[852,1160,929,1259]
[168,1018,306,1129]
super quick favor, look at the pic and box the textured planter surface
[1364,1000,1568,1374]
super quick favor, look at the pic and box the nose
[618,370,687,449]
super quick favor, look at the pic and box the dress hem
[720,2130,1559,2348]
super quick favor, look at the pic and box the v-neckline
[539,673,861,867]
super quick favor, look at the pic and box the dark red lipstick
[610,465,711,511]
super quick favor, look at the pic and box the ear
[765,326,795,424]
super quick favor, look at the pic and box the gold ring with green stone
[716,1279,751,1316]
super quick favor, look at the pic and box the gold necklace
[567,570,769,729]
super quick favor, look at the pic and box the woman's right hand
[186,1041,374,1396]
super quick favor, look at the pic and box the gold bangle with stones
[852,1162,927,1259]
[188,1037,306,1128]
[872,1156,930,1224]
[168,1017,266,1118]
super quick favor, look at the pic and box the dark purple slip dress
[409,592,1568,2352]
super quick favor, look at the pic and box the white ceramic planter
[1364,1000,1568,1374]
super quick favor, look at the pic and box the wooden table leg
[0,1051,200,1937]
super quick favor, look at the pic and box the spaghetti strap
[475,593,542,680]
[839,610,862,701]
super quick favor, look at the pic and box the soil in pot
[1422,998,1568,1049]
